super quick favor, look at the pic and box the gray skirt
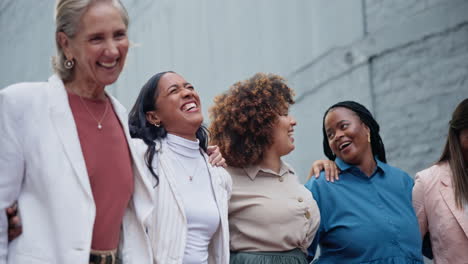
[230,248,308,264]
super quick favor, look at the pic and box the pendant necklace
[79,96,109,130]
[172,150,202,182]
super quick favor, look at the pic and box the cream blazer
[138,139,232,264]
[0,75,154,264]
[413,162,468,264]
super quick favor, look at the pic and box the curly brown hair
[209,73,295,167]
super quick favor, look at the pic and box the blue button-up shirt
[305,158,423,264]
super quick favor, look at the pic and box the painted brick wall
[364,0,448,32]
[371,23,468,176]
[363,0,468,177]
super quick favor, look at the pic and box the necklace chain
[78,96,109,130]
[171,149,202,182]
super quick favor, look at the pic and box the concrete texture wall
[364,0,448,33]
[286,0,468,180]
[0,1,466,183]
[0,1,55,86]
[372,23,468,177]
[0,0,366,181]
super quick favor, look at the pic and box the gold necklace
[78,96,110,130]
[172,149,203,182]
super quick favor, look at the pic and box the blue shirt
[304,158,423,264]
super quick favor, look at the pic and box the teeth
[100,61,117,68]
[182,102,197,111]
[339,142,351,150]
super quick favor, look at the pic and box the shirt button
[304,211,311,219]
[298,197,304,202]
[279,177,284,182]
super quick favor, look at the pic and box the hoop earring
[64,59,74,69]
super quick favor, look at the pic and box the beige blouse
[227,162,320,253]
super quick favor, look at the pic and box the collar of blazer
[156,139,226,220]
[46,74,93,199]
[45,75,154,221]
[438,162,468,238]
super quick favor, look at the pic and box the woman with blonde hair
[0,0,154,263]
[413,98,468,263]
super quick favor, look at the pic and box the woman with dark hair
[128,71,231,264]
[412,98,468,263]
[209,73,320,264]
[305,101,424,263]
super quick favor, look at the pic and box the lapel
[439,164,468,238]
[201,151,225,258]
[158,141,187,222]
[108,95,155,222]
[46,75,93,199]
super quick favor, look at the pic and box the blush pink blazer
[413,162,468,264]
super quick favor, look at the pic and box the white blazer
[0,75,154,264]
[139,139,232,264]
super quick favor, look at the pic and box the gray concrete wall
[0,1,466,183]
[372,23,468,178]
[0,0,367,181]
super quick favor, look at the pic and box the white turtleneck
[166,133,220,264]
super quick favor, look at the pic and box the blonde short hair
[52,0,129,81]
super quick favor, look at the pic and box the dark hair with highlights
[129,71,209,185]
[322,101,387,163]
[438,98,468,209]
[209,73,294,167]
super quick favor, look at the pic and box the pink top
[68,92,134,250]
[413,162,468,264]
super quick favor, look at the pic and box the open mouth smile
[339,141,352,151]
[181,101,199,112]
[97,60,118,69]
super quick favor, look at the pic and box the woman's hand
[207,145,227,167]
[6,202,22,242]
[308,159,340,182]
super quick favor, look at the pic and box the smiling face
[324,107,373,165]
[267,107,297,158]
[147,72,203,140]
[59,1,129,89]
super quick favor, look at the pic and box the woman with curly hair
[209,73,320,264]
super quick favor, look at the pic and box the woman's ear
[363,124,371,143]
[364,124,370,134]
[57,32,73,60]
[146,111,161,127]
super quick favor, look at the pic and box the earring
[368,133,371,143]
[154,122,160,127]
[64,59,74,69]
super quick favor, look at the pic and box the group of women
[0,0,466,264]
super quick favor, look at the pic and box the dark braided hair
[128,71,209,185]
[322,101,387,163]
